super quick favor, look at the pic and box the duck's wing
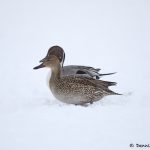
[76,76,121,95]
[62,65,115,79]
[60,75,121,96]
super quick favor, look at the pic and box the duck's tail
[96,80,117,88]
[99,72,116,77]
[94,72,116,79]
[96,80,122,96]
[108,90,122,96]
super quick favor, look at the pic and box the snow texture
[0,0,150,150]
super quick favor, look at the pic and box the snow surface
[0,0,150,150]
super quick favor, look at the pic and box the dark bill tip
[33,63,45,70]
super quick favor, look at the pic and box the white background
[0,0,150,150]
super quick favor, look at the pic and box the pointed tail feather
[99,72,116,77]
[97,80,117,87]
[105,81,117,86]
[110,91,122,95]
[106,88,122,96]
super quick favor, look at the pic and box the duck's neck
[49,63,61,84]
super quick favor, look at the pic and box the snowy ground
[0,0,150,150]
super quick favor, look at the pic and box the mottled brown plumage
[34,55,121,105]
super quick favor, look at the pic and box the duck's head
[33,55,60,70]
[40,46,65,67]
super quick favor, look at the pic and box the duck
[33,55,121,105]
[40,46,116,79]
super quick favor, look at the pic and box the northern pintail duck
[40,46,115,79]
[34,55,121,105]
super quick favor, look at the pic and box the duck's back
[61,65,116,79]
[61,65,100,79]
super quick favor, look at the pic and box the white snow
[0,0,150,150]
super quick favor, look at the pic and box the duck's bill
[33,63,45,69]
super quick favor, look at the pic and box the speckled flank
[50,75,120,105]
